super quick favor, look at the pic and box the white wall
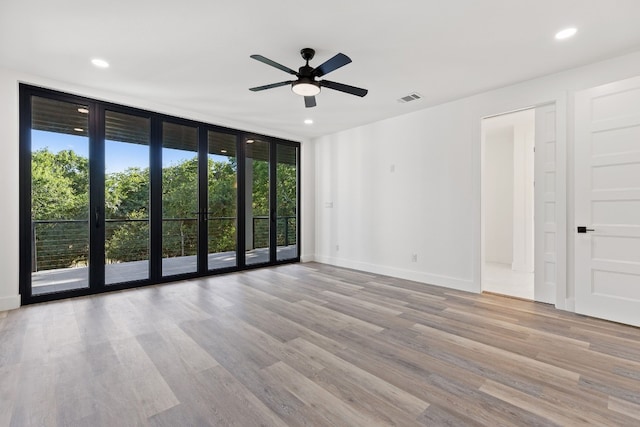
[484,126,514,265]
[0,67,314,311]
[315,101,476,291]
[313,50,640,310]
[0,70,21,311]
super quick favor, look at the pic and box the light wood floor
[2,262,640,426]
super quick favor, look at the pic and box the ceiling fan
[249,48,368,108]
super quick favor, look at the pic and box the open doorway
[482,108,535,300]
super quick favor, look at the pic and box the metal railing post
[252,217,256,250]
[284,217,289,246]
[32,222,37,272]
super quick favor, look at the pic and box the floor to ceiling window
[161,121,200,277]
[29,96,91,295]
[207,131,238,271]
[19,85,300,304]
[245,139,271,266]
[276,143,299,262]
[104,109,151,285]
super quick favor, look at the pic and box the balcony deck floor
[31,245,297,295]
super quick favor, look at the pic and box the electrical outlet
[411,253,418,262]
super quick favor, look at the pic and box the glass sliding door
[162,122,199,276]
[104,111,150,284]
[276,144,298,261]
[207,131,237,270]
[30,96,91,295]
[245,139,271,265]
[21,85,300,305]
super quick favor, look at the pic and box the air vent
[398,92,423,103]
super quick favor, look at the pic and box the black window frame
[19,84,301,305]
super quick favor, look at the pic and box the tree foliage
[32,149,89,269]
[32,148,88,220]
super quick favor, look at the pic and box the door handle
[95,207,101,229]
[577,226,595,233]
[190,209,210,221]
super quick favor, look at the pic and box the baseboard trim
[0,294,20,312]
[564,297,575,312]
[300,254,315,263]
[314,256,476,293]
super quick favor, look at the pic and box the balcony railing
[31,219,88,272]
[252,216,297,249]
[31,215,296,272]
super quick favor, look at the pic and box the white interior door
[575,76,640,327]
[534,104,558,304]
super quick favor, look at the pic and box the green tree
[105,167,149,218]
[161,157,199,257]
[207,158,237,252]
[31,148,89,269]
[248,158,298,248]
[105,210,149,262]
[32,148,88,220]
[104,167,150,263]
[276,162,297,246]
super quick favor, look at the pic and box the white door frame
[480,108,535,298]
[475,95,567,309]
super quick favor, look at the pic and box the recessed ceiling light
[73,128,84,132]
[220,149,227,153]
[77,107,89,114]
[304,119,313,125]
[246,139,254,144]
[91,58,109,68]
[555,27,577,40]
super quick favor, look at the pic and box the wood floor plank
[411,322,581,383]
[0,363,20,426]
[155,325,219,373]
[222,297,347,354]
[109,337,180,418]
[2,262,640,426]
[479,379,619,426]
[262,361,381,427]
[195,365,288,427]
[417,404,487,427]
[608,396,640,421]
[334,335,551,425]
[287,337,430,417]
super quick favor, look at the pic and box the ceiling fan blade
[313,53,352,77]
[304,96,317,108]
[320,80,368,97]
[249,81,294,91]
[250,55,297,75]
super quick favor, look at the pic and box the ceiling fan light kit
[249,48,368,108]
[291,78,320,96]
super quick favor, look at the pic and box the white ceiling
[2,0,640,140]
